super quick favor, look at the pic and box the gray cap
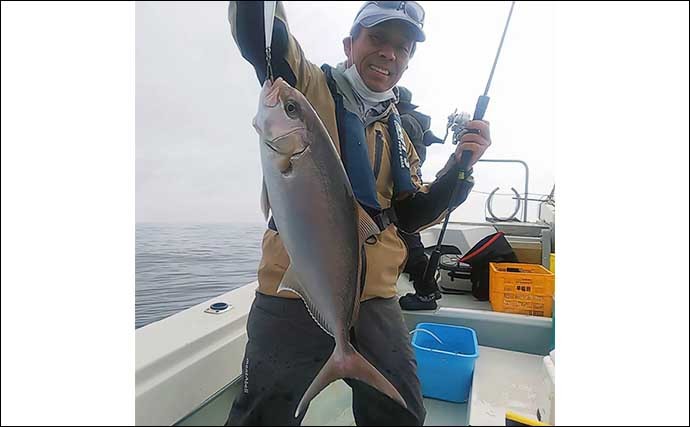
[352,2,426,42]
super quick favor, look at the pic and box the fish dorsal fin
[278,264,333,337]
[277,263,303,296]
[260,178,271,221]
[356,205,382,245]
[352,245,367,323]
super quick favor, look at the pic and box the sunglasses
[357,1,425,28]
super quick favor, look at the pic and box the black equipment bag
[459,232,519,301]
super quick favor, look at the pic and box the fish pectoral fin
[261,178,271,221]
[356,205,382,244]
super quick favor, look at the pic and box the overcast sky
[136,1,555,224]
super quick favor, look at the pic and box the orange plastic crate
[489,262,555,317]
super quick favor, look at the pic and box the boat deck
[175,275,551,426]
[176,345,544,426]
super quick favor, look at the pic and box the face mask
[342,45,396,104]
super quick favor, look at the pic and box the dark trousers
[225,292,426,426]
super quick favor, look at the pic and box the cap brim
[359,13,426,42]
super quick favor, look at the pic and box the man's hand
[454,120,491,168]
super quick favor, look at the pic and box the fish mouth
[262,78,285,107]
[265,143,308,162]
[264,128,308,158]
[265,141,308,159]
[289,146,308,159]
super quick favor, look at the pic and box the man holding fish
[225,1,491,425]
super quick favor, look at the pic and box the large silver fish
[253,77,408,418]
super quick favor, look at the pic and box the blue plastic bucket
[411,322,479,403]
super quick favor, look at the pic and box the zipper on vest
[373,129,384,180]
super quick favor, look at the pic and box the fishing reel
[441,109,473,145]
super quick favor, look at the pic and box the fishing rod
[422,1,517,289]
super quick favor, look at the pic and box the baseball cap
[352,1,426,42]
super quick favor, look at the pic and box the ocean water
[135,223,266,329]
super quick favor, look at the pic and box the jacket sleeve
[394,147,475,234]
[228,1,318,91]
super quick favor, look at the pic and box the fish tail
[294,341,407,418]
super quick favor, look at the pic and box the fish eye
[284,100,299,119]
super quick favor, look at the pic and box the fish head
[254,78,312,174]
